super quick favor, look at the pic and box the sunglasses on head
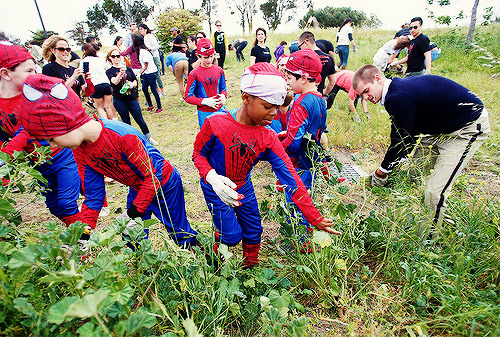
[54,47,71,52]
[110,55,121,58]
[409,25,419,30]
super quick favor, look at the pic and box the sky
[1,0,497,46]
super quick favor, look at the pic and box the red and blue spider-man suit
[0,95,81,225]
[73,118,198,246]
[16,74,197,246]
[184,64,227,128]
[192,110,325,266]
[280,91,327,230]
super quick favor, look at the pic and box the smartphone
[83,62,89,73]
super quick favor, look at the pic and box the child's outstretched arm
[315,217,341,235]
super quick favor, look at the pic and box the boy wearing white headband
[193,62,340,268]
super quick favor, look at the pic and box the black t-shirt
[105,66,138,101]
[186,49,198,73]
[213,31,226,54]
[316,39,334,55]
[314,49,336,94]
[172,35,183,52]
[250,45,271,63]
[407,33,430,72]
[42,62,84,97]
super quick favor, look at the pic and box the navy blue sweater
[381,76,483,171]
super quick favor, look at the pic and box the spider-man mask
[16,74,91,139]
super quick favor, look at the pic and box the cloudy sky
[2,0,497,45]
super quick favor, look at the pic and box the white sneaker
[148,137,159,146]
[99,206,110,218]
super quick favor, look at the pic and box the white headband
[240,70,287,105]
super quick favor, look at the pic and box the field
[0,24,499,336]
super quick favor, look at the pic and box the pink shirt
[335,70,357,100]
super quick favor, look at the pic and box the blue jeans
[142,72,162,108]
[236,41,247,62]
[337,45,349,66]
[113,98,150,137]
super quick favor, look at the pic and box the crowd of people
[0,14,488,267]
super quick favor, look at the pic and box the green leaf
[269,290,291,309]
[0,241,16,255]
[218,244,233,260]
[296,265,313,274]
[229,302,240,316]
[182,317,202,337]
[334,158,343,173]
[0,198,16,214]
[60,222,85,245]
[0,225,13,239]
[83,267,102,282]
[40,260,85,289]
[8,246,38,275]
[258,268,278,284]
[312,231,332,248]
[243,278,255,288]
[63,289,110,320]
[124,308,157,335]
[27,168,47,185]
[335,259,347,271]
[47,296,78,324]
[108,285,134,305]
[13,297,36,317]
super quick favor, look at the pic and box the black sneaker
[85,100,95,109]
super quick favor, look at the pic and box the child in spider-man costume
[280,50,329,236]
[0,42,82,227]
[192,62,340,268]
[184,38,227,128]
[16,74,198,247]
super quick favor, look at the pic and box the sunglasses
[54,47,71,52]
[216,24,221,27]
[110,55,121,58]
[409,25,419,30]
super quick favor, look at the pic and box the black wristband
[127,203,145,219]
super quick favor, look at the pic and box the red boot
[242,242,261,268]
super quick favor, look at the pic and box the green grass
[3,24,500,336]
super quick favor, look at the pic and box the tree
[86,0,154,35]
[230,0,257,33]
[155,8,205,51]
[66,22,88,45]
[426,0,491,44]
[299,7,375,29]
[201,0,218,35]
[30,30,58,46]
[260,0,297,31]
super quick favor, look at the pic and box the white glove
[218,94,226,105]
[389,60,399,67]
[123,218,138,236]
[371,171,388,187]
[201,97,218,108]
[205,169,241,206]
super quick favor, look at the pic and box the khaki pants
[174,60,188,98]
[411,110,490,228]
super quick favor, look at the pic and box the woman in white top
[81,43,116,119]
[138,24,165,96]
[373,36,410,72]
[133,34,163,113]
[335,18,357,70]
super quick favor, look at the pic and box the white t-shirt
[336,25,353,46]
[144,34,161,58]
[139,49,158,74]
[381,39,399,55]
[81,56,110,85]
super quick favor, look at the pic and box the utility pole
[33,0,48,38]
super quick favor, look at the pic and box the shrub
[155,8,205,52]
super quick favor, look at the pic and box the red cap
[0,41,34,69]
[16,74,92,139]
[196,38,215,56]
[285,49,322,83]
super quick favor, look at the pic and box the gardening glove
[218,94,226,105]
[353,45,357,53]
[201,97,218,108]
[127,203,145,220]
[205,169,242,207]
[370,171,388,187]
[389,60,399,67]
[334,47,338,54]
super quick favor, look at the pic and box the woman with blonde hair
[41,35,84,96]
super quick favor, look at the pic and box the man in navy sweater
[353,65,490,231]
